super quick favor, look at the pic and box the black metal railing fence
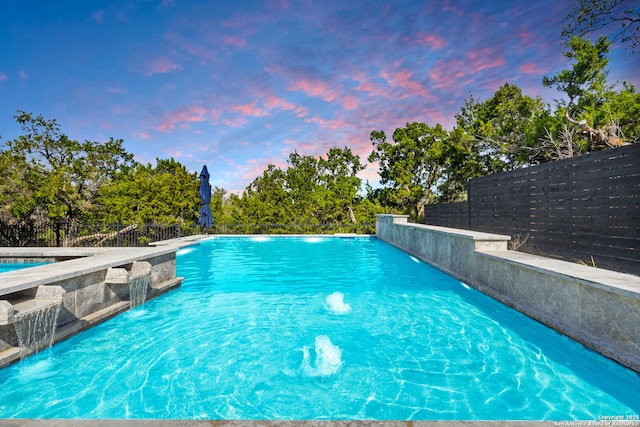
[0,221,375,248]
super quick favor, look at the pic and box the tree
[317,147,365,223]
[369,122,448,219]
[454,83,549,172]
[562,0,640,51]
[285,151,323,223]
[94,158,200,224]
[543,36,635,152]
[241,164,293,225]
[0,112,135,226]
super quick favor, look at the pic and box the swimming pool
[0,236,638,420]
[0,262,49,274]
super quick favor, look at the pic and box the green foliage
[0,112,135,225]
[368,122,448,219]
[238,147,371,227]
[543,36,611,115]
[542,36,639,149]
[94,158,200,224]
[562,0,640,51]
[455,83,549,171]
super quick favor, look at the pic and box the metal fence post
[467,179,472,230]
[116,221,121,247]
[55,221,61,247]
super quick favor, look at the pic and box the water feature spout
[129,261,151,308]
[105,261,152,308]
[10,285,66,359]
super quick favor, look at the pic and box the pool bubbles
[301,335,343,377]
[176,247,194,256]
[325,291,351,314]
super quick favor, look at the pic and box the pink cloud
[303,115,351,130]
[223,36,246,48]
[407,33,447,50]
[0,73,8,82]
[264,95,295,111]
[144,57,182,76]
[265,95,309,117]
[137,131,153,140]
[232,101,267,117]
[379,68,430,99]
[288,78,339,103]
[518,30,537,49]
[165,147,189,158]
[466,49,506,73]
[520,62,549,74]
[18,71,28,81]
[429,58,467,89]
[342,95,358,110]
[157,105,208,132]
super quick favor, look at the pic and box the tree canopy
[0,112,135,225]
[562,0,640,51]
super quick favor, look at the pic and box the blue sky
[1,0,638,192]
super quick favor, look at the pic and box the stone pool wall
[0,246,185,369]
[376,214,640,374]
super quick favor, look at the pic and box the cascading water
[301,335,343,377]
[325,291,351,314]
[128,275,148,308]
[14,302,62,359]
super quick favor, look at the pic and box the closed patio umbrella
[198,165,213,229]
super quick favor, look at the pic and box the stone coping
[0,246,179,297]
[400,222,511,242]
[375,214,511,241]
[478,249,640,298]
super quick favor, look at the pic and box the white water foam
[250,236,271,242]
[301,335,342,377]
[303,237,324,243]
[18,358,57,382]
[325,292,351,314]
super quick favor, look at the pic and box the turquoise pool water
[0,236,638,419]
[0,262,48,273]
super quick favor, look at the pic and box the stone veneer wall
[376,214,640,374]
[0,246,184,369]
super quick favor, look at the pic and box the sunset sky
[1,0,638,192]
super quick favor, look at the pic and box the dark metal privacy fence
[424,143,640,276]
[0,221,375,247]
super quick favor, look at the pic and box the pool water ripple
[0,236,638,420]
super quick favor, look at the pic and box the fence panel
[423,202,469,229]
[425,144,640,275]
